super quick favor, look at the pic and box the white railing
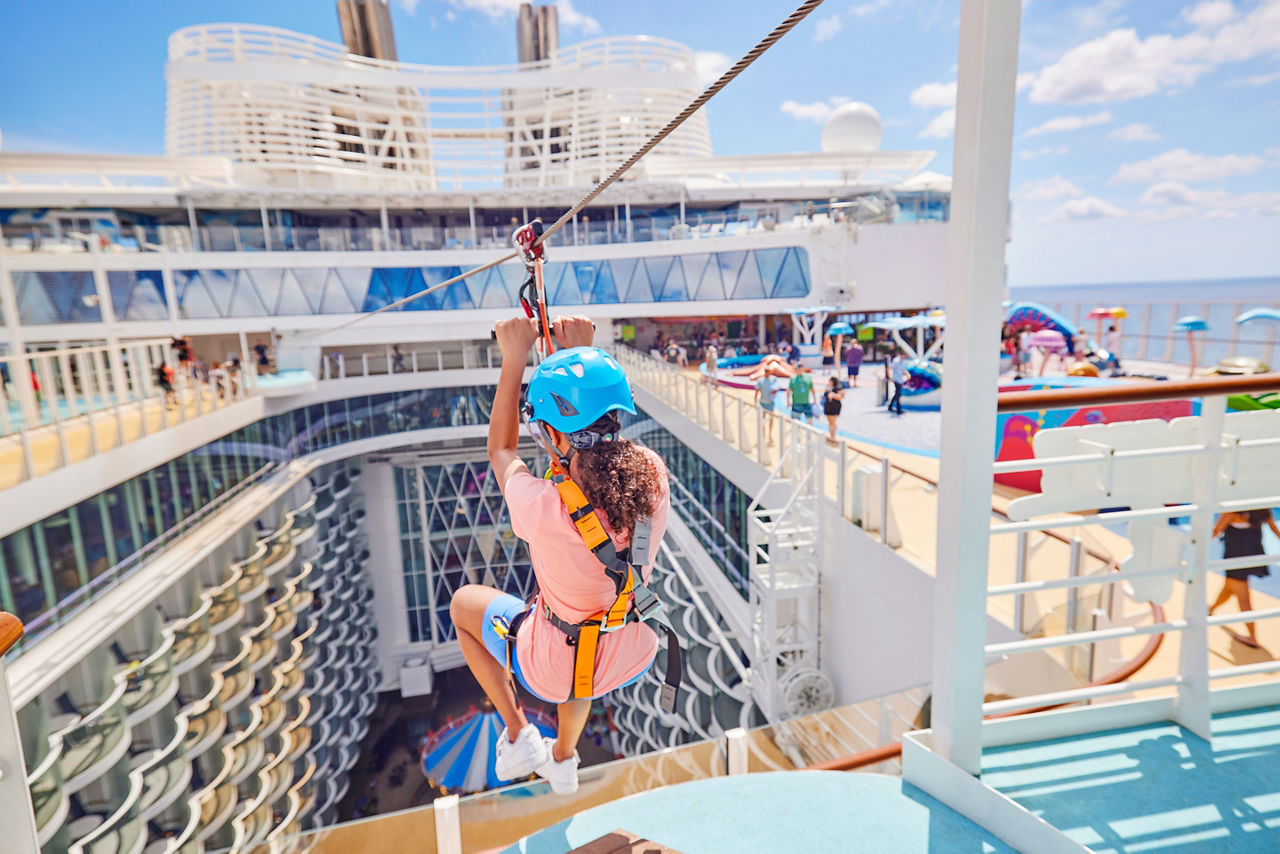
[0,339,254,489]
[980,382,1280,728]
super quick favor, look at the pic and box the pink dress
[504,448,670,702]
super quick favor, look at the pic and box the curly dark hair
[572,439,663,539]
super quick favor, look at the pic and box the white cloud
[851,0,893,17]
[1183,0,1236,30]
[779,96,858,124]
[1016,72,1038,93]
[814,14,843,43]
[1050,196,1127,221]
[1203,208,1238,219]
[694,51,732,87]
[399,0,421,14]
[1024,110,1113,137]
[1109,123,1160,142]
[1232,70,1280,86]
[1140,181,1200,205]
[447,0,599,33]
[1113,147,1266,183]
[1021,175,1086,200]
[1020,145,1070,160]
[1069,0,1128,33]
[1028,0,1280,104]
[919,109,956,139]
[910,80,957,108]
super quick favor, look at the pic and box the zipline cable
[289,0,826,339]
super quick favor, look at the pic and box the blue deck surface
[506,771,1014,853]
[982,705,1280,852]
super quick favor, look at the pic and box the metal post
[1066,537,1083,671]
[838,441,848,519]
[467,198,478,247]
[0,651,40,854]
[1177,394,1223,741]
[379,200,391,250]
[1014,531,1028,634]
[434,794,461,854]
[260,201,273,251]
[879,456,890,545]
[185,199,202,252]
[927,0,1023,776]
[726,727,749,775]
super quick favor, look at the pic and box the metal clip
[511,219,546,270]
[660,682,678,714]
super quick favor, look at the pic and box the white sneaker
[536,737,580,794]
[494,724,550,781]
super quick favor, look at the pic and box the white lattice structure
[165,25,711,191]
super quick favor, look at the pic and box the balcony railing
[0,338,255,490]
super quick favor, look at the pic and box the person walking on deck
[1209,509,1280,648]
[451,314,671,795]
[822,376,845,445]
[845,339,864,387]
[788,368,815,423]
[887,350,907,415]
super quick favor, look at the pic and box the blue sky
[1,0,1278,287]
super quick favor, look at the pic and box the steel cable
[290,0,825,338]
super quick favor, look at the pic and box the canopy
[1236,307,1280,326]
[786,306,839,317]
[1174,315,1209,332]
[1028,329,1067,351]
[865,315,944,331]
[1086,307,1114,319]
[421,708,555,794]
[1107,306,1129,319]
[826,321,855,337]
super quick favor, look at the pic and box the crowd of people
[155,335,267,407]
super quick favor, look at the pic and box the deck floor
[982,705,1280,852]
[506,771,1014,853]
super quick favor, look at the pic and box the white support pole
[467,198,478,247]
[434,794,461,854]
[379,200,391,249]
[927,0,1022,776]
[0,655,40,854]
[185,199,202,252]
[260,201,272,251]
[725,727,749,775]
[1177,394,1222,741]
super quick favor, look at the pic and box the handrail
[803,603,1168,771]
[997,372,1280,412]
[0,612,22,655]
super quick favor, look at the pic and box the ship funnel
[337,0,398,60]
[517,2,560,63]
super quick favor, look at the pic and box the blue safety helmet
[525,347,636,434]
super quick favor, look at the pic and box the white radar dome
[820,102,883,152]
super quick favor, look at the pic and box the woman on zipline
[451,313,671,794]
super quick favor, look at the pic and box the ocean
[1008,276,1280,368]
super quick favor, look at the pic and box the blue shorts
[481,592,648,703]
[791,404,811,419]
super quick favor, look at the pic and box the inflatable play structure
[419,706,556,794]
[993,377,1199,493]
[1005,301,1123,376]
[865,314,945,410]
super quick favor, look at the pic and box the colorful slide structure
[1005,302,1082,355]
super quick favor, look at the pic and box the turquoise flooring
[982,705,1280,852]
[506,771,1014,853]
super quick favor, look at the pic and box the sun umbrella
[1236,308,1280,326]
[826,322,855,375]
[826,322,854,337]
[420,708,555,794]
[1028,329,1067,350]
[1087,306,1115,345]
[1174,315,1209,377]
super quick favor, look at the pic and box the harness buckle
[632,583,664,621]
